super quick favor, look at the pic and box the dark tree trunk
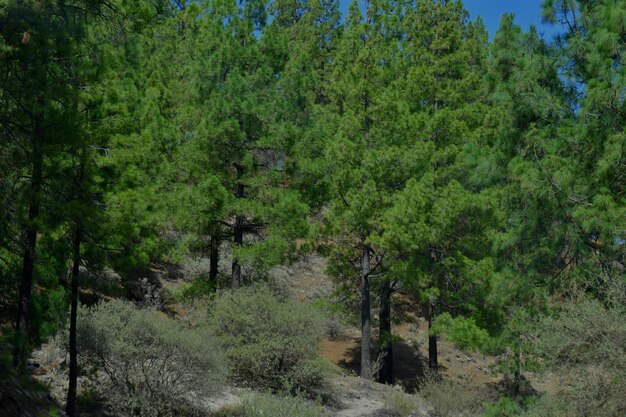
[66,150,85,417]
[209,235,219,284]
[231,164,244,290]
[377,278,393,384]
[428,302,438,370]
[427,245,438,371]
[513,369,521,397]
[513,340,522,397]
[231,229,242,289]
[66,225,81,417]
[13,142,42,369]
[360,56,373,381]
[360,245,372,380]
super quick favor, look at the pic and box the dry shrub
[418,374,486,417]
[208,284,336,394]
[78,299,226,417]
[523,300,626,417]
[382,387,421,417]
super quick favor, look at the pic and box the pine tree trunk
[513,339,522,397]
[428,302,438,370]
[231,222,242,289]
[66,225,81,417]
[513,368,521,397]
[13,142,42,369]
[66,150,85,417]
[360,244,372,380]
[231,164,244,290]
[209,235,219,284]
[377,278,393,384]
[427,245,438,371]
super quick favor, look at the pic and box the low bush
[240,392,328,417]
[419,374,485,417]
[210,393,328,417]
[481,397,523,417]
[382,388,421,417]
[520,300,626,417]
[208,284,335,393]
[77,299,226,417]
[162,277,215,304]
[483,300,626,417]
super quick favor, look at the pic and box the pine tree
[269,0,341,208]
[376,0,495,371]
[544,0,626,298]
[0,0,93,368]
[324,0,414,380]
[169,0,311,291]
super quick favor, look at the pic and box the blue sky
[462,0,560,39]
[338,0,562,40]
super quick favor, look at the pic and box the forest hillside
[0,0,624,416]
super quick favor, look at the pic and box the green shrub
[162,277,215,304]
[77,299,226,417]
[38,409,62,417]
[208,284,335,393]
[431,313,489,351]
[481,397,523,417]
[516,395,568,417]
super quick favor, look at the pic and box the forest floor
[1,252,559,417]
[279,253,560,408]
[280,254,495,388]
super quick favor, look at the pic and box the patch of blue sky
[338,0,565,41]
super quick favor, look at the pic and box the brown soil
[321,319,498,393]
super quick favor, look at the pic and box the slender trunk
[428,302,438,370]
[13,141,43,369]
[66,148,85,417]
[359,39,372,381]
[429,57,440,373]
[231,216,243,290]
[209,235,219,284]
[231,164,244,290]
[360,245,372,380]
[427,245,438,371]
[66,224,81,417]
[513,337,523,397]
[377,278,393,384]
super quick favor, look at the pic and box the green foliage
[208,284,335,393]
[38,409,62,417]
[481,397,523,417]
[516,396,569,417]
[431,313,489,351]
[77,299,226,417]
[0,0,624,414]
[162,277,216,303]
